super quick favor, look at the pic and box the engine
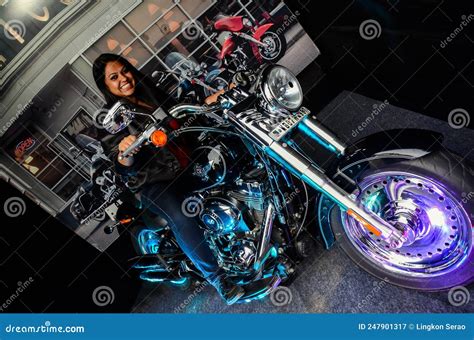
[197,178,269,275]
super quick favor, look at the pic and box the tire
[329,149,474,291]
[259,28,287,62]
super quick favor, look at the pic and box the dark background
[1,0,473,312]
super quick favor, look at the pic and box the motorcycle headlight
[261,65,303,111]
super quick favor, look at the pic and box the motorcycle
[98,64,472,302]
[213,15,287,71]
[153,52,230,104]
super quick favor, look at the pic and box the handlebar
[119,126,159,160]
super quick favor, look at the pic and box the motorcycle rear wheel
[259,28,286,61]
[330,149,474,291]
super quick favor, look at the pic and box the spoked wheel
[330,150,474,290]
[259,29,286,61]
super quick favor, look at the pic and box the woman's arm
[204,83,236,105]
[117,135,138,166]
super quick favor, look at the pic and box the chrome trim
[300,114,347,155]
[254,200,275,270]
[266,142,405,246]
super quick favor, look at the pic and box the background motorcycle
[153,52,230,104]
[213,15,287,71]
[103,64,473,302]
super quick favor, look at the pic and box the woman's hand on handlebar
[118,135,139,166]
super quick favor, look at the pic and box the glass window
[53,170,86,201]
[142,6,189,52]
[190,41,219,65]
[84,22,135,63]
[140,57,178,94]
[179,0,214,18]
[121,40,153,69]
[61,108,94,147]
[124,0,175,34]
[37,157,72,189]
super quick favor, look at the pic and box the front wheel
[330,150,474,291]
[258,28,286,62]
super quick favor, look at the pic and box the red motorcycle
[214,15,287,70]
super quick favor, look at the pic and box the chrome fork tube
[254,200,275,270]
[299,116,347,155]
[226,109,406,247]
[267,142,405,247]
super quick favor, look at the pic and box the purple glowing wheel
[330,150,474,290]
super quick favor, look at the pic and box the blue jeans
[140,181,221,284]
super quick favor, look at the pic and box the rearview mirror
[103,101,135,134]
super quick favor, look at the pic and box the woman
[92,53,244,304]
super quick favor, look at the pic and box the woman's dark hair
[92,53,176,110]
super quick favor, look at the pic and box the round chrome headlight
[261,65,303,111]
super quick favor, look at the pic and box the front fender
[316,128,444,249]
[345,129,444,158]
[218,37,235,60]
[253,23,274,41]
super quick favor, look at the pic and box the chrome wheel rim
[341,171,472,278]
[260,32,281,60]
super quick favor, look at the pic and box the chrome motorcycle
[153,52,230,104]
[102,64,473,301]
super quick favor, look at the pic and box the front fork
[228,107,408,248]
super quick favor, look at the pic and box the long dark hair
[92,53,176,110]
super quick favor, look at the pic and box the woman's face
[104,60,136,97]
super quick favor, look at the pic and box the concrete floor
[131,91,474,313]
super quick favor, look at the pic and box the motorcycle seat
[214,16,244,32]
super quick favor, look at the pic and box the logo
[448,286,470,307]
[448,108,470,129]
[359,19,382,40]
[270,286,293,306]
[4,197,26,218]
[92,286,115,307]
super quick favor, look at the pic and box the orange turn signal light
[150,130,167,147]
[347,209,382,237]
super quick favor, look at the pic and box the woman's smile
[104,60,136,97]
